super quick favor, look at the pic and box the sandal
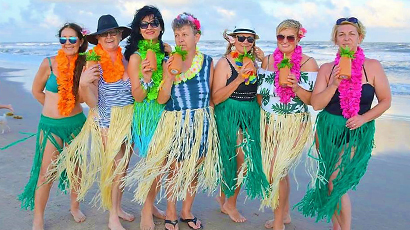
[164,219,178,230]
[180,216,203,229]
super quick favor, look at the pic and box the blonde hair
[331,19,366,44]
[222,29,257,59]
[276,19,302,36]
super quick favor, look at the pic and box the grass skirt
[260,110,312,210]
[46,105,134,210]
[295,110,375,222]
[125,107,220,203]
[215,98,269,199]
[132,100,164,157]
[18,112,86,210]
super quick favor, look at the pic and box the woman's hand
[164,56,177,83]
[330,64,343,88]
[287,73,301,93]
[80,64,100,87]
[346,114,367,130]
[140,59,153,82]
[254,46,265,61]
[163,42,172,54]
[236,67,253,84]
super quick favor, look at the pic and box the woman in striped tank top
[48,15,135,230]
[129,12,220,230]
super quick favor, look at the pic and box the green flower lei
[137,40,165,101]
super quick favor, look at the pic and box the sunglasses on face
[59,37,78,44]
[276,34,296,43]
[140,19,160,29]
[236,36,255,43]
[336,17,359,25]
[99,30,121,37]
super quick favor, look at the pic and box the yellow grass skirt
[47,104,134,210]
[260,110,312,210]
[125,107,220,203]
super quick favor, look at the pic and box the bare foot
[215,196,227,214]
[71,208,86,223]
[140,207,155,230]
[118,209,135,222]
[153,205,166,219]
[222,202,246,223]
[108,216,126,230]
[265,215,291,228]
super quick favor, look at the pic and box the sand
[0,67,409,230]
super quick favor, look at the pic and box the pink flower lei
[273,45,303,104]
[334,46,365,119]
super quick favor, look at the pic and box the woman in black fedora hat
[212,27,267,223]
[49,14,135,230]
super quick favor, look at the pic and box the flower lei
[231,50,257,85]
[137,40,165,101]
[174,47,203,85]
[334,46,365,118]
[93,43,124,83]
[273,45,302,103]
[55,49,78,116]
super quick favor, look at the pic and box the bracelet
[140,78,154,91]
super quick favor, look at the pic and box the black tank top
[324,65,375,115]
[225,57,257,101]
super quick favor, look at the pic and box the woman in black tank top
[296,17,391,230]
[212,27,268,223]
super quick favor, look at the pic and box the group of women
[20,4,391,230]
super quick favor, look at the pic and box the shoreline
[1,67,409,229]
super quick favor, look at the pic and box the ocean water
[1,40,409,118]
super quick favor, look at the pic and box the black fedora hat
[87,14,131,45]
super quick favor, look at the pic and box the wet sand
[1,67,409,230]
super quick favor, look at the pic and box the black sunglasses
[59,37,78,44]
[276,34,295,43]
[236,35,255,43]
[140,19,160,29]
[336,17,359,25]
[99,30,121,37]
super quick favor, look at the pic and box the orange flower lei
[93,43,124,83]
[55,49,77,116]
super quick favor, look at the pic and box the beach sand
[1,67,409,230]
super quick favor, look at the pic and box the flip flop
[164,219,178,230]
[180,216,203,229]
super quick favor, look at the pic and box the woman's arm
[212,58,245,105]
[289,56,319,105]
[311,63,342,110]
[346,59,391,129]
[157,57,175,104]
[128,53,153,102]
[32,58,51,105]
[79,64,100,108]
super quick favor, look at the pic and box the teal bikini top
[45,57,58,93]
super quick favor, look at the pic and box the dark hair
[124,5,166,61]
[58,23,88,101]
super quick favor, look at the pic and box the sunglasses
[59,37,78,44]
[140,19,160,29]
[99,30,121,37]
[236,36,255,43]
[276,34,296,43]
[336,17,359,25]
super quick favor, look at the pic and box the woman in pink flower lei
[256,19,319,230]
[295,17,391,230]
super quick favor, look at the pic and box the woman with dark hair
[296,17,391,230]
[212,27,268,223]
[129,12,220,230]
[18,22,91,230]
[123,5,170,230]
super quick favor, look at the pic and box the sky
[1,0,410,43]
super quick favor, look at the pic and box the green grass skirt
[295,110,375,222]
[18,113,86,210]
[215,98,269,199]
